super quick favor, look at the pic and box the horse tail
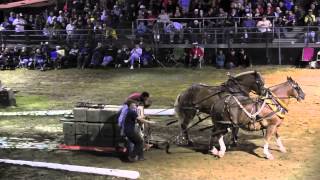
[174,93,183,121]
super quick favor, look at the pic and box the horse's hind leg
[275,130,287,153]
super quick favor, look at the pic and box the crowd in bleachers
[1,0,319,41]
[0,41,157,70]
[0,0,320,69]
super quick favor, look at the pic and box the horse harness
[220,90,289,130]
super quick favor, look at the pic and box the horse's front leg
[210,134,226,158]
[231,127,239,146]
[275,130,287,153]
[264,124,277,160]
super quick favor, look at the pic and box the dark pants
[191,58,199,68]
[125,130,144,159]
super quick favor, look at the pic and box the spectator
[67,43,79,67]
[12,13,26,35]
[304,9,316,25]
[146,10,156,27]
[101,43,117,67]
[66,20,76,43]
[173,6,183,18]
[8,12,16,25]
[140,47,154,67]
[164,21,184,43]
[275,16,288,38]
[128,44,142,70]
[57,10,66,24]
[256,15,272,42]
[293,5,303,25]
[0,48,10,70]
[242,13,256,43]
[189,42,204,68]
[158,9,170,24]
[274,7,284,19]
[103,24,118,42]
[77,43,91,69]
[225,49,238,69]
[0,18,11,31]
[90,42,104,68]
[215,49,225,69]
[18,47,32,68]
[286,11,296,26]
[238,49,250,68]
[34,48,46,70]
[46,12,55,26]
[178,0,191,13]
[136,22,149,38]
[265,6,274,17]
[253,8,261,17]
[115,45,130,68]
[304,9,316,43]
[284,0,294,11]
[188,19,200,43]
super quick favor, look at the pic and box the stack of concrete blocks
[0,88,16,106]
[63,107,125,148]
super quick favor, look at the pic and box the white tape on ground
[0,159,140,179]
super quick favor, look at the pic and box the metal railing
[0,25,317,47]
[136,16,276,33]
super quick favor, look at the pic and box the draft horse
[174,71,266,145]
[210,77,305,160]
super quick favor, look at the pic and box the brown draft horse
[210,77,305,160]
[174,71,266,145]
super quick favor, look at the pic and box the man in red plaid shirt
[189,42,204,68]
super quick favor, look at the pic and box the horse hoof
[218,151,225,158]
[266,154,274,160]
[280,147,287,153]
[210,147,219,156]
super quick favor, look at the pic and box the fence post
[278,28,282,65]
[131,22,135,37]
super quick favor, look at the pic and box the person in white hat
[189,42,204,68]
[12,13,26,34]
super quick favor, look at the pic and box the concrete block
[87,123,101,135]
[63,133,76,145]
[75,122,88,135]
[93,137,114,147]
[114,137,126,147]
[87,109,101,122]
[76,134,88,146]
[100,109,118,123]
[73,108,87,122]
[6,89,15,99]
[0,90,10,106]
[114,125,122,137]
[100,124,114,138]
[63,122,76,135]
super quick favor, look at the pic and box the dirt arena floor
[0,67,319,180]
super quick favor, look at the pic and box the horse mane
[233,71,257,78]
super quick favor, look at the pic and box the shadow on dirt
[169,132,266,159]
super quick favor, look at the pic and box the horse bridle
[254,72,266,96]
[287,80,304,100]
